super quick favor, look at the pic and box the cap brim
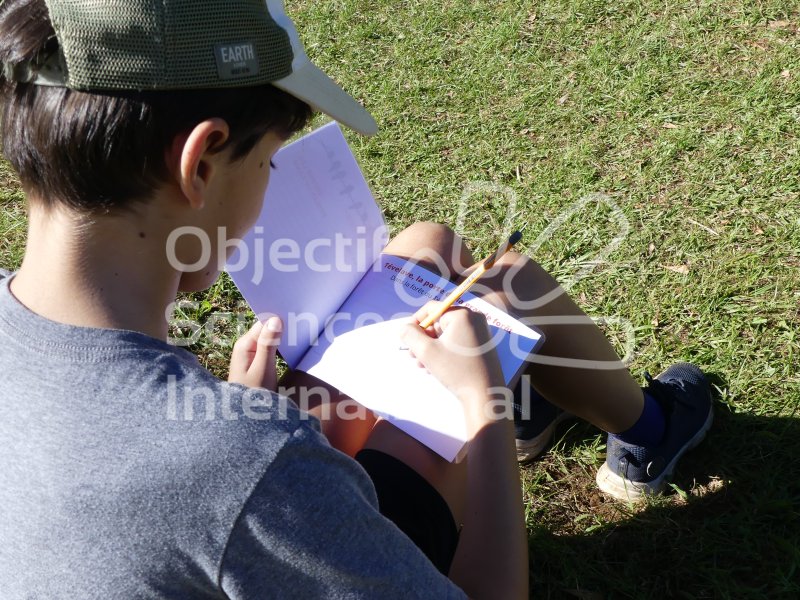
[272,62,378,136]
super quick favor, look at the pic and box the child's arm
[400,304,528,600]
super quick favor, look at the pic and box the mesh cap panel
[44,0,293,90]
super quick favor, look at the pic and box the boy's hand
[400,302,506,433]
[228,317,282,391]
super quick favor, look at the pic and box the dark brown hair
[0,0,313,213]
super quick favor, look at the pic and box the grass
[2,0,799,597]
[0,161,24,269]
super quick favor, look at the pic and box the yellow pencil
[418,231,522,329]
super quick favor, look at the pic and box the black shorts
[355,449,459,575]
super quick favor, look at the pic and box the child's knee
[393,222,457,248]
[385,222,473,276]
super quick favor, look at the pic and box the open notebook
[228,122,543,461]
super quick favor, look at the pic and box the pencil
[418,231,522,329]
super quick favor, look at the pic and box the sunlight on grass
[2,1,798,597]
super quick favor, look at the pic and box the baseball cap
[2,0,377,136]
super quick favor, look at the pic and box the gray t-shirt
[0,271,466,599]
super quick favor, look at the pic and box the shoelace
[643,372,695,416]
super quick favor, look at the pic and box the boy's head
[0,0,376,214]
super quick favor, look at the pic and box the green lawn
[2,1,799,597]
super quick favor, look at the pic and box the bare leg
[470,252,645,433]
[284,221,645,522]
[384,222,645,433]
[279,370,378,458]
[293,222,648,594]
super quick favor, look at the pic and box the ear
[170,118,231,210]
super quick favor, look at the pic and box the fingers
[412,300,445,328]
[228,316,283,390]
[403,306,495,368]
[401,307,477,365]
[414,301,481,336]
[413,300,468,337]
[412,301,438,323]
[435,304,474,329]
[400,307,504,407]
[251,316,282,390]
[400,321,437,365]
[228,319,263,382]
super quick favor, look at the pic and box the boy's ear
[169,118,231,210]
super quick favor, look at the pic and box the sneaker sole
[516,411,574,463]
[595,404,714,501]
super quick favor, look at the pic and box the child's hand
[400,302,505,430]
[228,317,283,391]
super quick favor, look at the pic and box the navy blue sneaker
[596,363,713,501]
[513,377,573,462]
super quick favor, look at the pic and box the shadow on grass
[528,376,800,600]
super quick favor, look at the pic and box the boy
[0,1,525,598]
[0,0,712,598]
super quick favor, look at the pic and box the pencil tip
[509,231,522,245]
